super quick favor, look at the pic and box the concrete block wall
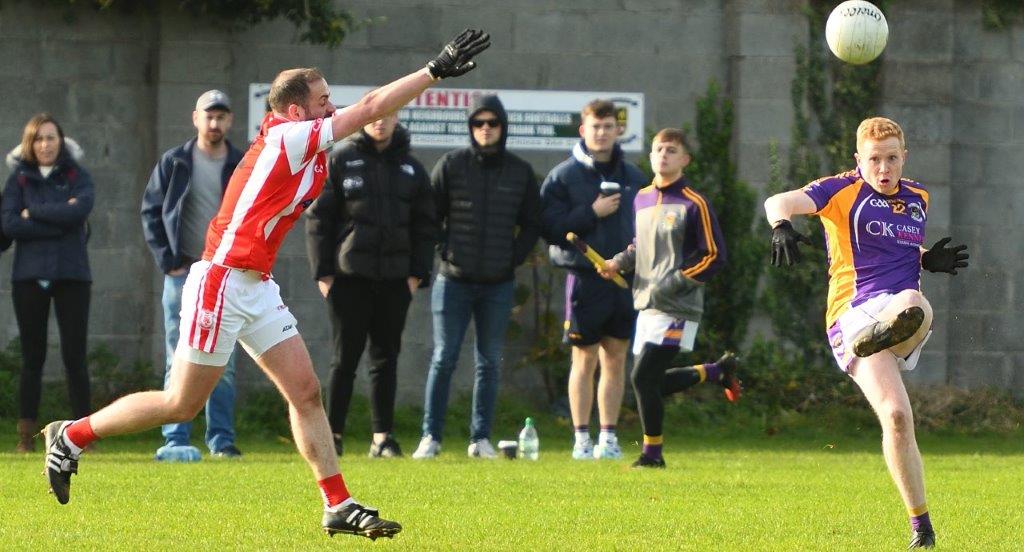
[0,0,1020,416]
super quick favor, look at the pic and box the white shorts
[827,292,932,373]
[175,261,299,367]
[632,310,699,355]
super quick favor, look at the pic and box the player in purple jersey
[763,117,968,549]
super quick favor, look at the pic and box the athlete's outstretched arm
[763,189,816,226]
[330,29,490,140]
[764,189,817,267]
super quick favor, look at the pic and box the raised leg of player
[849,353,927,512]
[568,344,600,428]
[596,337,629,426]
[873,289,933,358]
[253,334,337,479]
[89,359,225,437]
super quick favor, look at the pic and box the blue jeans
[161,272,237,452]
[421,275,514,442]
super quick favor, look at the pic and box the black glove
[921,237,969,275]
[770,220,813,267]
[426,29,491,79]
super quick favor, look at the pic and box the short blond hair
[856,117,905,151]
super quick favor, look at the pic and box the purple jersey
[802,169,930,327]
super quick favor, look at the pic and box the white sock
[60,424,84,456]
[326,497,355,513]
[575,430,591,445]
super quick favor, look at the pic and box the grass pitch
[1,426,1021,551]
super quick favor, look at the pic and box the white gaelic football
[825,0,888,65]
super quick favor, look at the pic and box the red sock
[65,417,98,449]
[317,473,351,509]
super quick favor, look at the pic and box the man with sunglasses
[412,94,540,460]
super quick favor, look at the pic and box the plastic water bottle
[155,444,201,463]
[518,417,539,460]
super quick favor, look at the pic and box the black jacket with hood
[305,125,437,282]
[1,138,93,282]
[431,94,541,284]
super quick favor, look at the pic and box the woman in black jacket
[1,113,94,452]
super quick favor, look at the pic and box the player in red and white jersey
[41,29,491,541]
[204,109,337,273]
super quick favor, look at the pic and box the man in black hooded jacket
[305,113,436,458]
[412,94,540,459]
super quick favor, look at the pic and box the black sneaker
[908,529,935,549]
[368,435,402,458]
[211,444,243,459]
[716,351,742,403]
[852,306,925,358]
[322,502,402,540]
[42,421,78,505]
[631,454,666,469]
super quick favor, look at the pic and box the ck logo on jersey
[346,159,365,168]
[343,176,364,192]
[400,163,415,176]
[314,163,325,174]
[866,220,895,237]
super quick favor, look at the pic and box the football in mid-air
[825,0,888,65]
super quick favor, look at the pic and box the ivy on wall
[35,0,367,47]
[982,0,1024,30]
[743,0,887,418]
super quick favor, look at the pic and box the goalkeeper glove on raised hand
[426,29,491,80]
[770,220,813,267]
[921,237,969,275]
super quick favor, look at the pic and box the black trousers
[12,280,92,420]
[630,343,704,437]
[325,276,412,436]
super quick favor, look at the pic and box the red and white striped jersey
[203,113,335,273]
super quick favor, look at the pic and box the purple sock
[910,512,932,532]
[575,425,589,433]
[642,443,662,460]
[599,424,615,432]
[703,361,722,382]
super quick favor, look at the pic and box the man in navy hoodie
[140,90,244,462]
[540,99,646,460]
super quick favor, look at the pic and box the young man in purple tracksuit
[600,128,741,468]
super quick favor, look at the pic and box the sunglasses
[470,119,501,128]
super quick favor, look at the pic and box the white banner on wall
[248,84,645,152]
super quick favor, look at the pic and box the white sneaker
[593,435,622,460]
[467,439,498,459]
[411,435,441,459]
[571,439,595,460]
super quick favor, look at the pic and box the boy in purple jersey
[763,117,968,549]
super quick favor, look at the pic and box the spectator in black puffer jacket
[411,94,541,460]
[1,113,93,453]
[305,114,436,457]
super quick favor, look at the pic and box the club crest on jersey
[343,176,364,192]
[908,202,924,222]
[400,163,415,176]
[300,198,314,209]
[197,310,216,330]
[662,211,678,229]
